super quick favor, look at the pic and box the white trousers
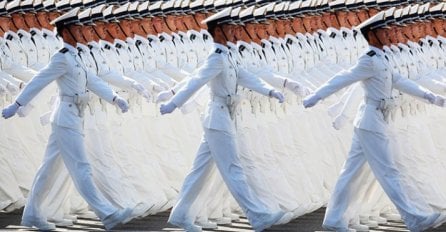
[168,128,272,229]
[22,125,117,222]
[323,128,431,231]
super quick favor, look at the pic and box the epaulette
[115,43,122,49]
[159,35,165,42]
[59,48,69,53]
[30,31,36,36]
[366,50,376,57]
[6,34,13,40]
[342,31,347,38]
[428,40,433,47]
[190,34,196,40]
[239,45,246,52]
[103,44,111,50]
[87,44,93,49]
[215,48,222,54]
[135,40,142,46]
[286,38,293,45]
[329,32,336,38]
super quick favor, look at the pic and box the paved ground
[1,208,446,231]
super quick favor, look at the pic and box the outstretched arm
[304,55,373,108]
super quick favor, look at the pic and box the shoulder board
[367,51,376,56]
[104,44,111,50]
[6,34,13,40]
[239,45,246,52]
[190,34,196,40]
[59,48,69,53]
[159,35,165,42]
[115,43,122,49]
[87,44,93,49]
[286,38,293,45]
[366,50,376,57]
[135,40,142,46]
[215,48,222,54]
[329,32,336,38]
[30,31,37,36]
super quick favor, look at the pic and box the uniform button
[221,106,224,109]
[69,104,72,107]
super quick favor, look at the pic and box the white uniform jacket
[15,43,116,131]
[170,43,274,134]
[314,46,429,133]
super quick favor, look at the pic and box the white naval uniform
[15,43,119,222]
[314,46,436,231]
[166,43,279,231]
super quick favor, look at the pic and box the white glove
[303,93,322,108]
[156,90,174,103]
[424,92,436,104]
[286,81,311,97]
[5,82,19,95]
[160,102,177,115]
[151,82,165,93]
[332,114,349,130]
[2,102,20,119]
[17,103,34,117]
[270,90,285,103]
[132,82,152,102]
[434,95,446,107]
[113,96,129,113]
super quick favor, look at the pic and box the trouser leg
[22,129,65,222]
[169,136,215,224]
[204,129,270,229]
[323,132,367,229]
[355,128,429,230]
[54,127,116,220]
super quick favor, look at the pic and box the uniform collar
[251,42,262,50]
[64,42,78,53]
[368,45,385,57]
[87,41,100,49]
[76,42,89,52]
[213,43,229,54]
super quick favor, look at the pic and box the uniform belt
[364,98,382,108]
[211,95,229,104]
[60,95,76,103]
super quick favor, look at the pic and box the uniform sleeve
[315,55,374,99]
[392,72,428,99]
[170,54,223,107]
[254,68,287,88]
[15,53,66,106]
[86,70,116,103]
[1,57,36,82]
[237,68,274,96]
[99,70,136,90]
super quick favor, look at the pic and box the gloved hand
[156,90,174,103]
[285,81,311,97]
[113,95,129,113]
[5,82,19,95]
[303,93,321,108]
[160,102,177,115]
[132,82,152,102]
[151,82,165,93]
[269,90,285,103]
[17,103,34,117]
[2,102,20,119]
[332,114,349,130]
[434,95,445,107]
[424,92,436,104]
